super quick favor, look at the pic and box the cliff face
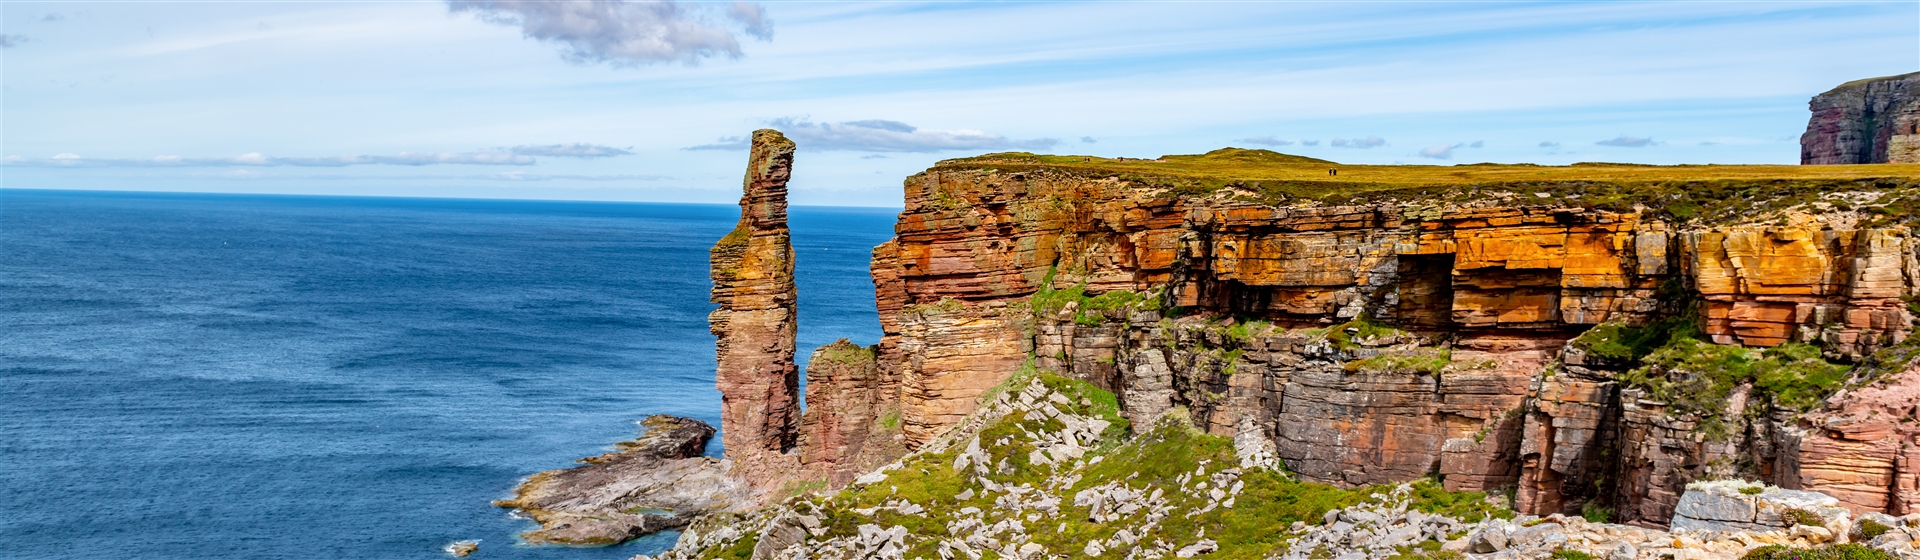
[1804,72,1920,165]
[710,129,802,460]
[786,153,1920,524]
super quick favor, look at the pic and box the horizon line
[0,186,909,210]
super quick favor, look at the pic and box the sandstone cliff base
[637,376,1920,560]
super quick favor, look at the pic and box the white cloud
[1331,136,1386,149]
[1596,136,1656,147]
[1080,136,1098,144]
[447,0,771,66]
[3,151,539,167]
[1238,136,1294,146]
[507,143,634,158]
[1418,143,1459,159]
[726,2,772,41]
[681,135,750,151]
[1300,140,1321,147]
[1469,140,1484,148]
[1538,141,1561,148]
[685,118,1059,153]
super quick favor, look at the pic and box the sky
[2,1,1916,208]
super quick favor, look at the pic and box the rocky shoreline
[492,415,747,546]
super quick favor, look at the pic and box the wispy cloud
[1238,136,1294,146]
[507,143,634,158]
[684,118,1059,153]
[40,13,64,22]
[681,135,750,151]
[1418,140,1487,160]
[1418,144,1459,160]
[483,171,669,181]
[1080,136,1098,144]
[1538,141,1561,148]
[0,35,30,48]
[1596,136,1656,147]
[859,154,889,159]
[1331,136,1386,149]
[193,170,674,181]
[447,0,772,67]
[1300,140,1320,147]
[3,151,538,167]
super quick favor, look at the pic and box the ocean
[0,189,898,560]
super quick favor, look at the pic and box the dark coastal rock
[493,415,748,546]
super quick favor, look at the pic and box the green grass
[814,340,876,366]
[1580,501,1615,523]
[1224,319,1273,343]
[1783,508,1826,527]
[1616,323,1853,439]
[1321,314,1402,351]
[697,531,758,560]
[1346,348,1453,374]
[930,148,1920,226]
[714,222,751,248]
[1551,550,1597,560]
[1571,317,1694,362]
[1029,266,1159,327]
[1859,518,1893,540]
[1752,343,1854,411]
[1739,544,1897,560]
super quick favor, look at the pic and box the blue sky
[3,1,1915,207]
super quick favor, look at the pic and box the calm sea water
[0,190,897,560]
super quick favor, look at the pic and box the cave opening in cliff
[1395,254,1457,329]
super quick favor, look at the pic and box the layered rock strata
[636,377,1920,560]
[784,155,1920,528]
[493,416,746,545]
[710,129,802,459]
[1804,72,1920,165]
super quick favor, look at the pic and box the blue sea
[0,190,898,560]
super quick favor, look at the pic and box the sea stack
[1802,71,1920,164]
[709,129,801,457]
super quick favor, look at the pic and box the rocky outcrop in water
[1804,72,1920,164]
[711,129,803,462]
[493,415,747,545]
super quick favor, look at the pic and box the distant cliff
[1803,72,1920,164]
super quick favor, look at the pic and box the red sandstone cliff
[771,153,1920,527]
[1804,72,1920,165]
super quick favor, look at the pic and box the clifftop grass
[931,148,1920,225]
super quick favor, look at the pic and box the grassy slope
[930,148,1920,225]
[768,375,1508,560]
